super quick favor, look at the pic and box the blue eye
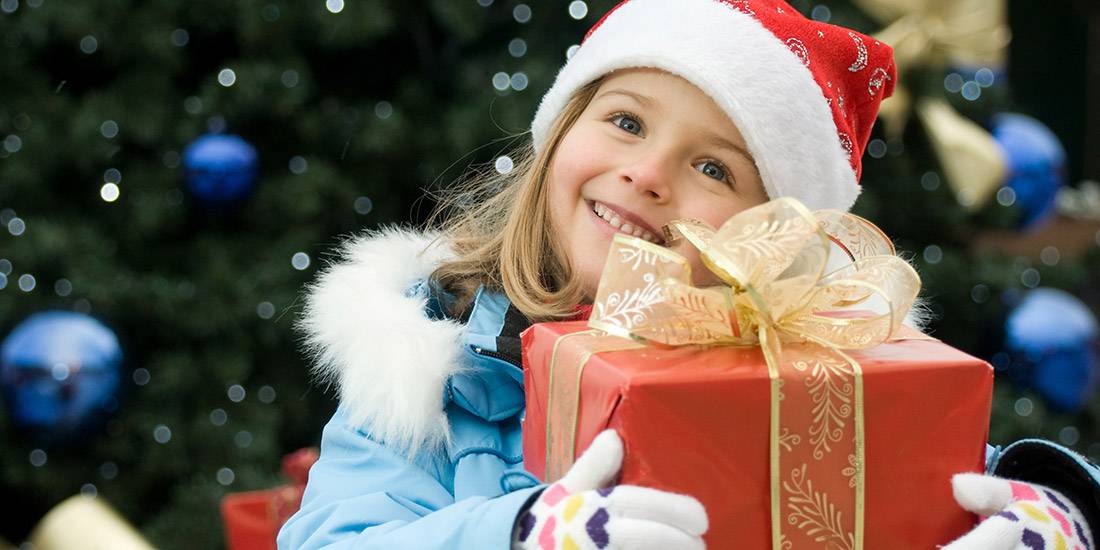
[610,113,643,135]
[695,160,729,182]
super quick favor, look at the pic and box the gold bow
[585,197,920,549]
[589,197,920,353]
[851,0,1010,211]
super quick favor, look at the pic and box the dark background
[0,0,1097,547]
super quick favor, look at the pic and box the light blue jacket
[278,230,1100,548]
[278,231,545,549]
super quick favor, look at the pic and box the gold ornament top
[588,197,921,352]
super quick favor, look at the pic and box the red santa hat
[530,0,897,212]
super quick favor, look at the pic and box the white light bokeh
[210,408,228,426]
[80,35,98,54]
[170,28,189,47]
[217,467,235,486]
[354,196,373,215]
[513,4,531,23]
[510,72,529,91]
[100,120,119,139]
[153,425,172,444]
[508,38,527,58]
[227,384,246,403]
[101,183,120,202]
[292,252,311,270]
[218,68,237,87]
[289,155,308,174]
[8,217,25,236]
[256,301,275,319]
[18,274,35,292]
[568,1,588,19]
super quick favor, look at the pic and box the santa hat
[530,0,897,212]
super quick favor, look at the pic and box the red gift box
[220,447,318,550]
[522,321,993,549]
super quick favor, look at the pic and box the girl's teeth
[592,202,662,244]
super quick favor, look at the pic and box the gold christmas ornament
[29,495,154,550]
[852,0,1012,210]
[917,98,1008,210]
[853,0,1010,70]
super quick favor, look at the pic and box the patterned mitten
[944,473,1094,549]
[511,430,708,550]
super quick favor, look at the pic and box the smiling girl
[278,1,1100,549]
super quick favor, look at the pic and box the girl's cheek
[552,127,607,188]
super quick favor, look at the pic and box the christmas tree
[0,0,1095,547]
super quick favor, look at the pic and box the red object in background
[220,447,319,550]
[522,321,994,549]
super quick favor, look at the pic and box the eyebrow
[704,132,756,167]
[594,88,656,108]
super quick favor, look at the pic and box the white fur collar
[296,227,464,458]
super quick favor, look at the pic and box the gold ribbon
[544,329,645,482]
[851,0,1010,211]
[546,198,920,549]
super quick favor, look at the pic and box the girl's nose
[618,154,672,201]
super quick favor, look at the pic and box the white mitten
[944,473,1094,549]
[511,430,708,550]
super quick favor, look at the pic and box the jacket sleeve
[986,438,1100,543]
[276,407,543,550]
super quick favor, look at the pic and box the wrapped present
[521,198,993,549]
[220,447,319,550]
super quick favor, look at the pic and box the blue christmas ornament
[0,311,123,445]
[181,133,259,205]
[991,113,1067,229]
[1005,288,1098,412]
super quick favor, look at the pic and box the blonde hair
[429,77,605,321]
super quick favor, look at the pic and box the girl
[278,1,1100,548]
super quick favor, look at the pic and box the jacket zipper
[472,346,522,368]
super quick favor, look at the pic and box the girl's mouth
[589,201,664,245]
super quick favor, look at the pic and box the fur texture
[296,227,464,458]
[530,0,859,212]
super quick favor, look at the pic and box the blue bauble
[991,113,1067,229]
[182,134,259,205]
[0,311,123,445]
[1005,288,1098,412]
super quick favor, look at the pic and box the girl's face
[548,68,769,297]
